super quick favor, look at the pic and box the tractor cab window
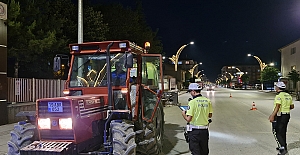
[141,57,160,90]
[111,60,127,86]
[141,56,161,119]
[69,53,128,87]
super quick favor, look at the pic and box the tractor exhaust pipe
[106,42,114,110]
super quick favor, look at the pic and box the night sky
[101,0,300,81]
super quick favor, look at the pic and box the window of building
[291,47,296,55]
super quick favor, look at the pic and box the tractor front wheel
[111,120,136,155]
[136,103,164,155]
[7,122,36,155]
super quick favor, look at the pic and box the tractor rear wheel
[111,120,136,155]
[7,122,36,155]
[136,103,164,155]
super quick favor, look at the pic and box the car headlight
[59,118,73,130]
[38,118,51,129]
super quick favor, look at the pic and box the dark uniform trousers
[272,114,290,149]
[188,129,209,155]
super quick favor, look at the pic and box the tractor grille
[40,130,74,140]
[20,141,73,155]
[38,101,74,140]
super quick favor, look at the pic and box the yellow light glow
[38,118,51,129]
[59,118,73,130]
[145,42,150,49]
[63,89,70,95]
[121,88,128,94]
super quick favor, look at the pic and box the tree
[94,2,163,54]
[6,0,160,78]
[7,0,61,78]
[261,66,280,89]
[227,78,232,87]
[261,66,280,82]
[240,74,249,89]
[287,70,300,92]
[6,0,108,78]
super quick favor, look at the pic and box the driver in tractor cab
[111,61,126,86]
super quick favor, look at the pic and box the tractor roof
[69,40,145,55]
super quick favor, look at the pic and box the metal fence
[7,78,66,103]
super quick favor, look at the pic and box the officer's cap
[275,82,286,89]
[187,83,202,92]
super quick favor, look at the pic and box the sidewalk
[0,123,14,155]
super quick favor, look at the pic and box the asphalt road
[1,87,299,155]
[160,87,300,155]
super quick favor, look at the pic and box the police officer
[182,83,213,155]
[268,82,294,155]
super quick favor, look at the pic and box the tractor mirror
[125,53,133,68]
[53,56,61,72]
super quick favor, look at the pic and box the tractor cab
[57,41,164,119]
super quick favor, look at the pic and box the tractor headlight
[38,118,51,129]
[59,118,73,130]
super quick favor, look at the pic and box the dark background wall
[0,17,7,100]
[0,2,8,125]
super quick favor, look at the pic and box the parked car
[255,84,261,90]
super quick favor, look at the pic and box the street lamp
[235,67,244,77]
[189,62,202,76]
[196,70,204,78]
[247,54,267,90]
[247,54,267,71]
[169,41,194,71]
[225,72,234,80]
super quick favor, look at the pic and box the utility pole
[78,0,83,43]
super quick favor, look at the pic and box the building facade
[163,59,202,89]
[279,39,300,91]
[220,65,260,85]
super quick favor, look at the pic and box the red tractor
[7,40,165,155]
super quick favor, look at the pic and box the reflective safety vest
[186,96,213,126]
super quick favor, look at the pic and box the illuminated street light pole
[196,70,204,78]
[235,67,244,77]
[189,62,202,76]
[169,41,194,71]
[223,75,228,82]
[224,72,234,80]
[247,54,267,90]
[247,54,267,72]
[198,74,204,81]
[188,64,198,76]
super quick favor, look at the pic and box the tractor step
[20,141,73,155]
